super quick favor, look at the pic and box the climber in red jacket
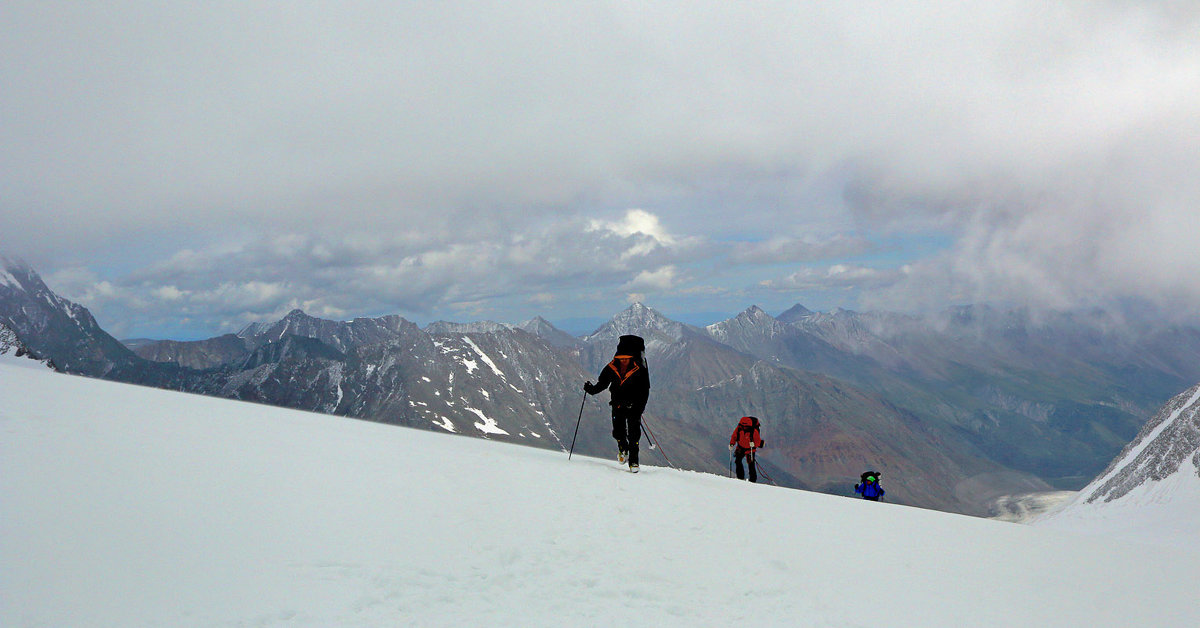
[729,416,764,482]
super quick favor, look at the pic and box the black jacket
[585,354,650,413]
[586,335,650,413]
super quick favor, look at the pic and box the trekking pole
[728,448,733,478]
[567,391,587,460]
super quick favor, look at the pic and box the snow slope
[1037,383,1200,545]
[2,364,1197,627]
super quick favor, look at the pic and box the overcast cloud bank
[3,2,1199,337]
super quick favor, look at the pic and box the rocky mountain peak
[611,302,673,329]
[587,302,691,344]
[517,316,580,349]
[705,305,780,340]
[1,257,28,291]
[741,305,773,322]
[1,257,52,300]
[776,303,815,323]
[0,261,131,373]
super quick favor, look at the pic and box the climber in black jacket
[584,334,650,472]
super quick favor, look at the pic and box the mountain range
[6,256,1200,515]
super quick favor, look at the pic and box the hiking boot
[629,463,639,473]
[618,449,628,464]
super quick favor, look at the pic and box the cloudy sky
[3,1,1199,339]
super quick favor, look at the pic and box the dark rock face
[0,259,137,376]
[130,334,254,370]
[239,309,417,353]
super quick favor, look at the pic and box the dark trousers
[611,407,641,465]
[734,448,757,482]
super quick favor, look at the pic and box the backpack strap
[606,355,641,385]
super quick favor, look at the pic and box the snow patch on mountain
[0,256,29,290]
[461,336,506,379]
[431,415,456,432]
[0,267,19,289]
[464,406,509,436]
[327,363,345,412]
[236,321,272,338]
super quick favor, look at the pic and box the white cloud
[589,209,676,244]
[764,264,908,292]
[623,265,680,292]
[36,214,706,337]
[7,2,1200,328]
[731,233,874,265]
[153,286,185,301]
[588,209,682,259]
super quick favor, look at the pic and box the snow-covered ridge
[424,320,515,334]
[1079,383,1200,504]
[235,321,272,338]
[2,363,1198,627]
[705,305,781,340]
[0,322,53,370]
[1037,382,1200,545]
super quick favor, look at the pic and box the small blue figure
[855,471,885,501]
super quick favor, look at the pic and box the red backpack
[732,416,762,449]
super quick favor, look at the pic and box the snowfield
[2,364,1197,627]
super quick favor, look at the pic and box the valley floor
[988,490,1076,524]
